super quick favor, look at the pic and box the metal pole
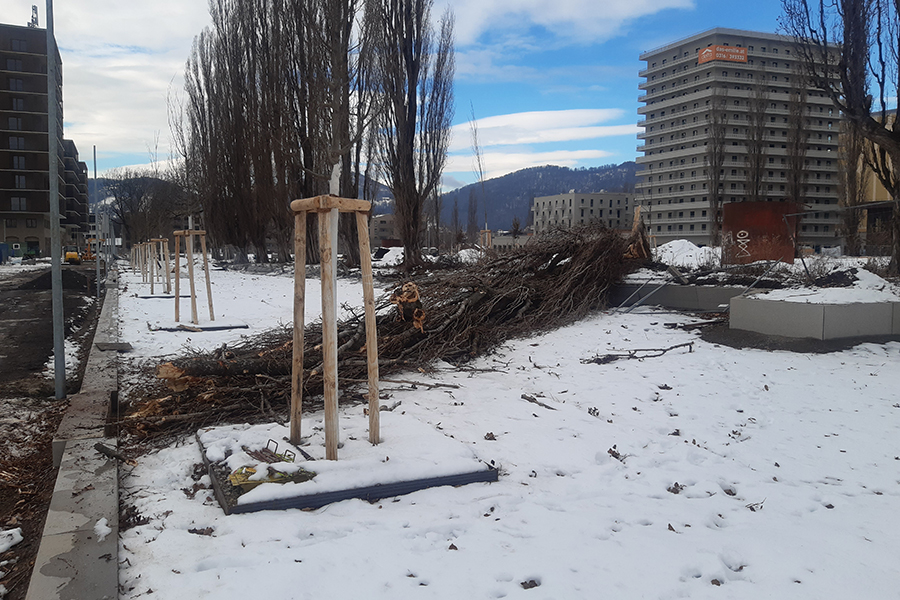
[46,0,65,399]
[94,145,99,298]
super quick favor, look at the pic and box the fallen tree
[124,222,649,440]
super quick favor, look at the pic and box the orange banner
[698,45,748,65]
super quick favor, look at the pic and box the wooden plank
[173,229,207,236]
[186,232,199,324]
[320,208,340,460]
[199,234,215,321]
[356,211,380,445]
[163,238,172,295]
[149,241,156,295]
[290,195,371,214]
[290,211,306,446]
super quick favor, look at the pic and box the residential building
[370,212,398,248]
[1,20,86,257]
[531,192,634,234]
[636,28,842,249]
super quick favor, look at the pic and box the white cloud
[446,149,615,181]
[437,0,695,46]
[451,108,637,151]
[3,0,211,164]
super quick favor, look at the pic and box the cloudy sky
[2,0,785,188]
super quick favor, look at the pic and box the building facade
[636,28,842,249]
[531,192,634,234]
[1,21,86,258]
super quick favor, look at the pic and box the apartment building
[531,192,634,235]
[636,28,842,249]
[1,21,87,257]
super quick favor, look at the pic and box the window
[11,197,26,211]
[6,59,23,71]
[25,218,37,229]
[8,78,24,91]
[8,117,22,130]
[12,155,25,169]
[9,136,24,149]
[11,39,27,51]
[14,175,26,189]
[12,98,24,110]
[5,219,16,228]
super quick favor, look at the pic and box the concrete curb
[26,268,120,600]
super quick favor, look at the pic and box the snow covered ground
[115,260,900,599]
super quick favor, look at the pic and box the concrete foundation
[611,283,744,312]
[730,294,900,340]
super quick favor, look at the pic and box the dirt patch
[16,268,91,293]
[0,265,102,600]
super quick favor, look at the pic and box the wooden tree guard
[173,230,215,324]
[151,238,172,294]
[290,195,380,460]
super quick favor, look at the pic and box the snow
[94,518,112,543]
[117,260,900,599]
[118,266,372,358]
[372,247,403,267]
[654,240,720,269]
[0,529,22,554]
[756,267,900,304]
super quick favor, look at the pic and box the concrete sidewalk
[26,269,120,600]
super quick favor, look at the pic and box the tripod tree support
[290,196,380,460]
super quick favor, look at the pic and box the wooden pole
[320,208,339,460]
[162,238,172,294]
[186,232,199,324]
[174,233,181,322]
[356,211,380,444]
[149,241,156,295]
[290,211,307,445]
[199,233,215,321]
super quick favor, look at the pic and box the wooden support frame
[290,196,380,460]
[173,230,214,324]
[151,238,171,295]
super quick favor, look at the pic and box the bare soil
[0,265,101,600]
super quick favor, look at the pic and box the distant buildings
[636,28,842,249]
[1,20,87,258]
[531,192,634,234]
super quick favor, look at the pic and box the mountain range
[374,162,639,232]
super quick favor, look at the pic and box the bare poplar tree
[838,122,870,255]
[451,196,461,250]
[370,0,455,270]
[467,188,479,243]
[785,70,808,209]
[705,87,728,244]
[746,71,769,203]
[470,102,487,231]
[781,0,900,272]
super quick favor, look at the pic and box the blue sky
[3,0,788,188]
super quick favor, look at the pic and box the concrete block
[730,296,825,339]
[823,302,893,339]
[894,303,900,335]
[696,286,744,311]
[653,286,700,310]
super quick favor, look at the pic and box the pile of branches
[124,223,648,440]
